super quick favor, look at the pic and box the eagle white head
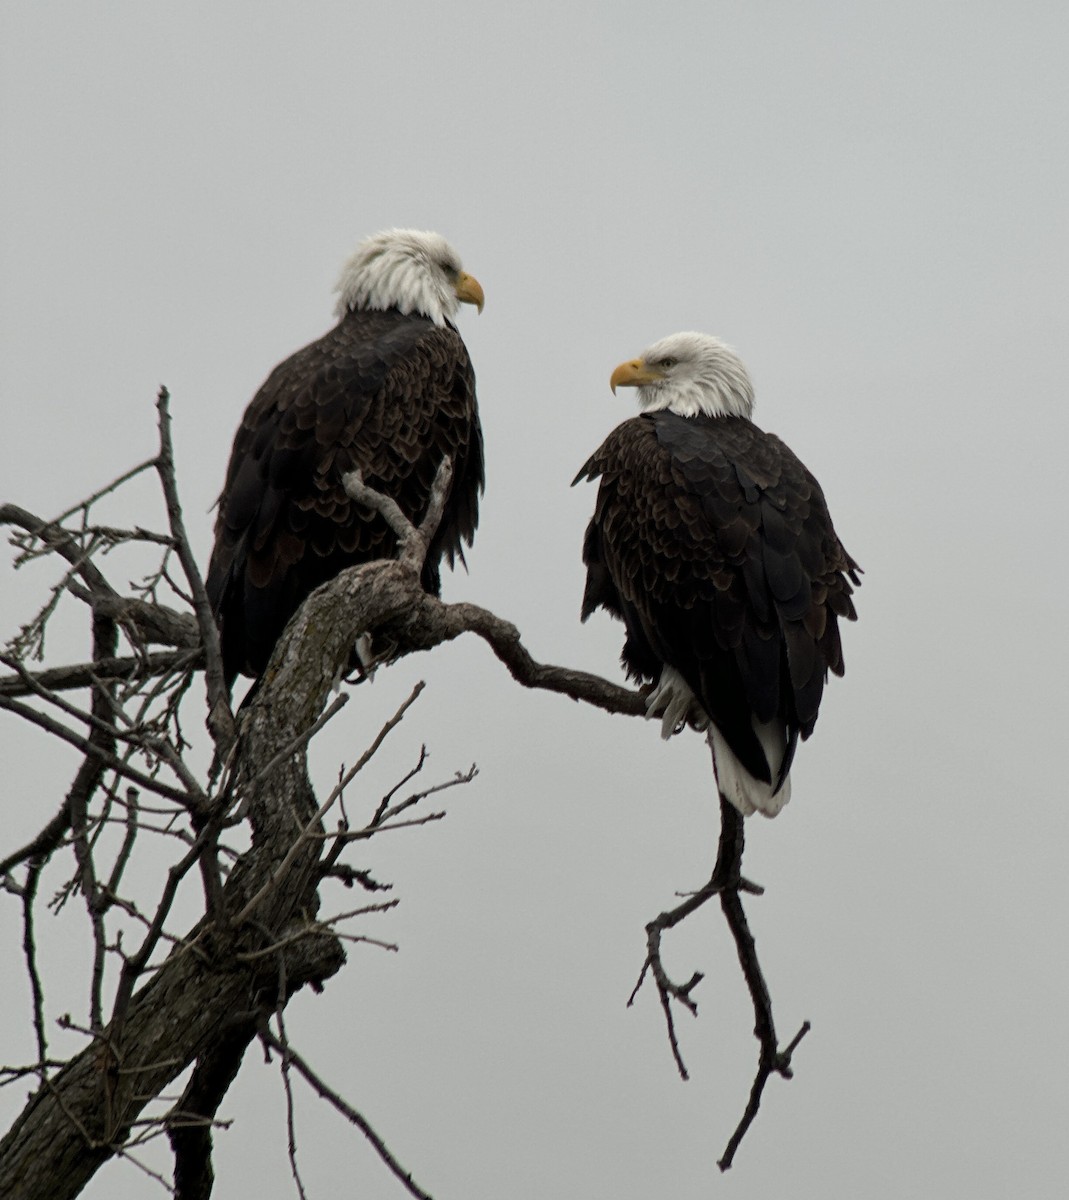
[333,228,484,327]
[610,331,755,420]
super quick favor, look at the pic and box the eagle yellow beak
[454,271,485,313]
[610,358,663,394]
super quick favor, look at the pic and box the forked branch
[2,433,811,1194]
[629,796,808,1169]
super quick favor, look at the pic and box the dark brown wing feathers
[206,307,483,684]
[574,412,859,781]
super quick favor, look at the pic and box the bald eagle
[206,229,485,687]
[574,332,860,817]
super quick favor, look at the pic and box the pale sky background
[2,2,1068,1197]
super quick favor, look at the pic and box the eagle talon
[346,632,401,684]
[645,666,705,740]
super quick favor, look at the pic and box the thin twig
[21,861,49,1076]
[372,745,429,823]
[108,824,219,1038]
[0,694,202,806]
[375,766,478,827]
[231,682,425,927]
[1,503,118,603]
[259,1029,435,1200]
[153,387,232,751]
[47,457,161,529]
[0,796,76,877]
[273,1011,308,1200]
[233,901,399,962]
[0,1062,69,1088]
[0,655,209,820]
[0,652,199,698]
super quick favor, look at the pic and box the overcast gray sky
[3,2,1068,1197]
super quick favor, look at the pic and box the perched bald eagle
[206,229,485,687]
[574,332,860,817]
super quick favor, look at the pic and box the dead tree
[1,389,805,1198]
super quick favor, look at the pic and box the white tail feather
[708,720,791,819]
[646,665,791,818]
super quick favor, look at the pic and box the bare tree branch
[20,861,49,1077]
[231,683,424,928]
[0,651,201,700]
[0,694,202,807]
[153,388,233,752]
[48,458,161,529]
[259,1027,434,1200]
[2,440,813,1195]
[168,1017,259,1200]
[628,794,806,1170]
[343,455,453,578]
[1,798,79,877]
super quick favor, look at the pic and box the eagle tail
[645,665,793,818]
[708,720,792,819]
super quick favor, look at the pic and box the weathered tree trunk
[0,560,382,1199]
[0,548,646,1198]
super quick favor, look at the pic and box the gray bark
[0,551,643,1199]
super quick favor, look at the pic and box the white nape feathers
[633,332,755,420]
[334,228,467,327]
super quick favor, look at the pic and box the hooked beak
[610,358,663,394]
[454,271,485,313]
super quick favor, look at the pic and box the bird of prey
[206,229,485,688]
[574,332,860,815]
